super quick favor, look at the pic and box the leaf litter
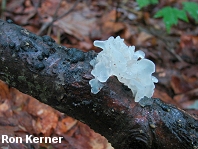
[1,0,198,148]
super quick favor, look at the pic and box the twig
[37,0,80,35]
[147,27,184,62]
[166,48,183,62]
[165,42,184,62]
[53,0,63,19]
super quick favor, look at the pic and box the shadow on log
[0,19,197,149]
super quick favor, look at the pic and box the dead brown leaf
[171,76,191,94]
[174,88,198,109]
[55,116,77,135]
[134,31,157,47]
[100,10,125,37]
[178,35,198,64]
[26,98,58,136]
[0,80,10,101]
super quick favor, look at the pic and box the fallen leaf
[153,89,177,106]
[178,35,198,63]
[171,76,191,94]
[0,80,10,101]
[100,10,125,37]
[135,31,156,46]
[173,88,198,110]
[54,11,96,41]
[26,98,58,136]
[55,116,77,135]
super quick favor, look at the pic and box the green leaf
[154,6,188,32]
[183,2,198,22]
[136,0,158,8]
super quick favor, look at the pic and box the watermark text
[1,135,63,143]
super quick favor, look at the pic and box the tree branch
[0,19,197,149]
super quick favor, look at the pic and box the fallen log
[0,19,197,149]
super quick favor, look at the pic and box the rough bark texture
[0,19,197,149]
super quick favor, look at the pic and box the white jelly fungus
[89,36,158,102]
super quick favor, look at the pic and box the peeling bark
[0,19,197,149]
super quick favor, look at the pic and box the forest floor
[0,0,198,148]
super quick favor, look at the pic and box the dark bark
[0,19,197,149]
